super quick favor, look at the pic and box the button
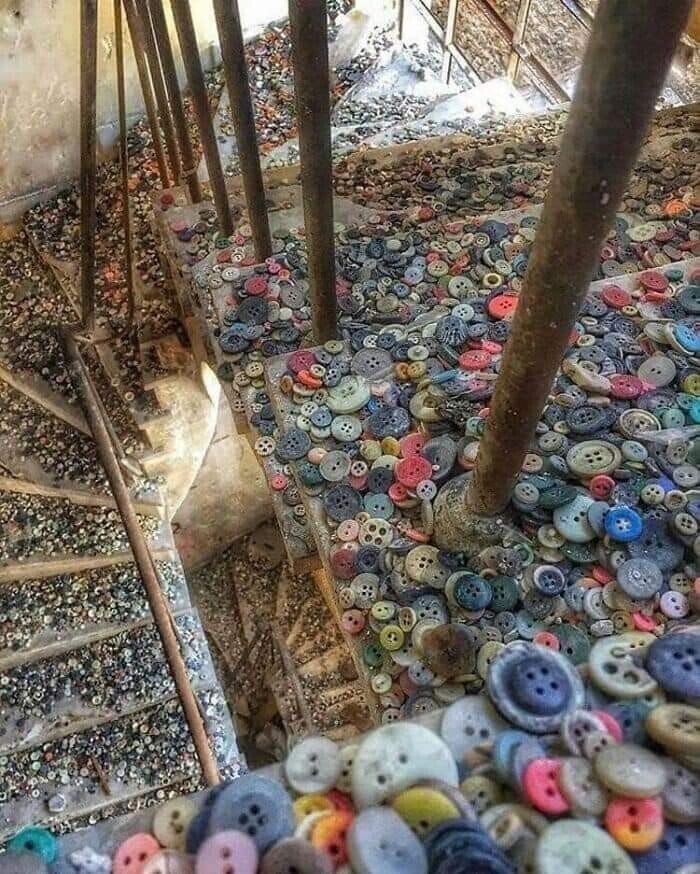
[535,820,635,874]
[420,623,476,678]
[285,737,341,794]
[207,775,295,851]
[143,851,194,874]
[259,838,332,874]
[391,786,461,836]
[351,723,458,808]
[440,695,508,762]
[661,759,700,823]
[153,798,198,851]
[631,823,698,873]
[113,834,161,874]
[347,807,427,874]
[645,631,700,700]
[588,633,657,699]
[309,810,352,867]
[594,743,667,798]
[646,703,700,754]
[552,494,596,543]
[558,757,608,817]
[195,831,258,874]
[604,797,663,852]
[487,643,584,733]
[522,758,569,815]
[616,558,663,600]
[459,774,502,815]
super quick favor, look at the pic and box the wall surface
[0,0,286,212]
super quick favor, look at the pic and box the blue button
[645,632,700,700]
[604,506,643,541]
[509,655,572,716]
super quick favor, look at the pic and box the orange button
[604,797,663,851]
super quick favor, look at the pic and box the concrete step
[0,558,190,662]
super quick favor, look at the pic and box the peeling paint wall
[0,0,286,211]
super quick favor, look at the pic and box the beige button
[594,743,667,798]
[588,633,657,699]
[558,757,608,817]
[152,797,198,850]
[646,703,700,755]
[460,775,502,815]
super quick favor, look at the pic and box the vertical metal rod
[441,0,458,84]
[61,330,221,787]
[466,0,692,517]
[169,0,234,234]
[138,0,182,180]
[80,0,98,334]
[147,0,202,201]
[397,0,405,40]
[288,0,338,343]
[122,0,170,186]
[507,0,533,80]
[114,0,135,337]
[212,0,272,260]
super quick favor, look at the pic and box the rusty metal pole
[80,0,98,334]
[61,329,220,787]
[146,0,202,201]
[137,0,182,181]
[212,0,272,260]
[289,0,338,342]
[122,0,170,186]
[434,0,692,549]
[169,0,234,234]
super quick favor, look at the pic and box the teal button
[8,827,57,864]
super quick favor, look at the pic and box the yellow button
[683,373,700,395]
[379,624,405,651]
[391,787,459,836]
[381,437,401,456]
[371,601,396,621]
[293,794,333,823]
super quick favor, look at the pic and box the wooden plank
[0,547,175,584]
[0,475,164,518]
[0,365,90,436]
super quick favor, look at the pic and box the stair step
[0,699,203,844]
[0,364,89,435]
[0,475,161,518]
[0,559,190,662]
[0,489,164,568]
[0,548,175,585]
[0,608,218,754]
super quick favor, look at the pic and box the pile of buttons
[258,262,700,720]
[8,635,698,872]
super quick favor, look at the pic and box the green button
[363,642,384,667]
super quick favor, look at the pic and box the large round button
[594,743,667,798]
[440,696,508,762]
[645,632,700,700]
[153,798,198,851]
[285,737,341,794]
[195,831,258,874]
[588,633,657,699]
[646,703,700,754]
[113,834,160,874]
[207,775,295,851]
[351,723,458,808]
[535,820,635,874]
[259,837,332,874]
[347,807,427,874]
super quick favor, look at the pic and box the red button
[589,474,615,499]
[639,271,669,292]
[244,275,268,296]
[395,456,433,488]
[388,482,409,502]
[604,797,663,851]
[113,834,161,874]
[287,350,316,374]
[602,284,631,308]
[399,433,426,458]
[459,350,492,371]
[609,375,642,399]
[487,294,518,319]
[270,474,288,491]
[330,547,357,580]
[533,631,560,651]
[523,758,569,815]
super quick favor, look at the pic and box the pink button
[336,519,360,542]
[269,474,288,491]
[113,834,161,874]
[659,590,689,618]
[388,482,409,502]
[631,611,657,632]
[399,433,426,458]
[195,831,258,874]
[330,547,357,580]
[142,850,194,874]
[244,276,268,296]
[287,351,316,374]
[592,709,623,742]
[459,349,492,370]
[533,631,560,651]
[523,758,570,815]
[639,270,669,291]
[395,456,433,488]
[341,609,365,634]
